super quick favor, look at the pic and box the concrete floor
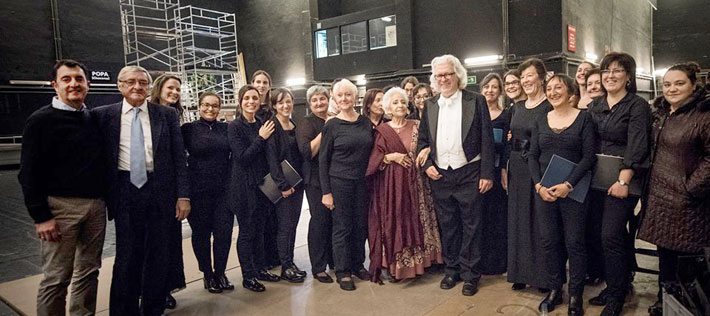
[0,167,660,315]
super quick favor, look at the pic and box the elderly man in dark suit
[93,65,190,316]
[417,54,494,296]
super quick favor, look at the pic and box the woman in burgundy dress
[366,87,443,282]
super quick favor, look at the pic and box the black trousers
[263,204,280,268]
[305,184,334,274]
[166,217,185,294]
[236,189,268,279]
[535,195,587,296]
[330,176,368,278]
[600,195,638,299]
[585,191,605,280]
[110,172,169,316]
[276,186,304,266]
[187,191,234,276]
[430,162,483,282]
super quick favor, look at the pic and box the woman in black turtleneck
[181,93,232,294]
[228,85,280,292]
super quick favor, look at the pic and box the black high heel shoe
[538,288,563,313]
[204,276,223,293]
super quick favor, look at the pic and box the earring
[626,80,631,87]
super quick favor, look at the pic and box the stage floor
[0,168,659,315]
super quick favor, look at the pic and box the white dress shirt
[435,90,469,169]
[118,99,154,172]
[51,97,84,112]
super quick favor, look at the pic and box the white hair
[382,87,409,116]
[429,54,467,91]
[117,65,153,84]
[332,79,358,97]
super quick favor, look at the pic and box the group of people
[18,50,708,316]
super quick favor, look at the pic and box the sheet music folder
[540,154,592,203]
[591,154,642,196]
[259,160,303,204]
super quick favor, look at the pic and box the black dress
[480,107,510,274]
[506,100,551,287]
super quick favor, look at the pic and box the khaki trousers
[37,196,106,316]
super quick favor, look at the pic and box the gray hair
[332,79,358,97]
[306,85,330,101]
[117,65,153,84]
[382,87,409,116]
[429,54,467,91]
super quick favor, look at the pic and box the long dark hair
[151,74,183,117]
[361,88,384,118]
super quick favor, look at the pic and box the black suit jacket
[417,89,495,180]
[92,101,189,220]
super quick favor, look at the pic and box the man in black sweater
[18,59,107,316]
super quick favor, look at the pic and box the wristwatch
[617,179,628,186]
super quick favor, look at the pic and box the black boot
[568,294,584,316]
[538,288,563,312]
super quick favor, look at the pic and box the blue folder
[540,154,591,203]
[493,128,504,144]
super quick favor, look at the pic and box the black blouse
[319,115,374,194]
[588,93,651,171]
[507,100,553,155]
[181,118,230,195]
[295,114,325,187]
[528,110,597,187]
[266,118,304,191]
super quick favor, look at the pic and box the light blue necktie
[130,108,147,188]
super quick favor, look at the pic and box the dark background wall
[653,0,710,70]
[508,0,562,58]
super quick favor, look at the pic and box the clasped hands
[535,183,571,202]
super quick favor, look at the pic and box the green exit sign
[467,76,477,85]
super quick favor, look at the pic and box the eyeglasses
[601,68,626,76]
[414,94,430,100]
[200,103,220,110]
[504,80,520,86]
[119,79,150,87]
[434,72,455,80]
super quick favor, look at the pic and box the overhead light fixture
[636,67,645,74]
[653,67,668,77]
[464,55,503,66]
[9,80,51,86]
[381,16,392,22]
[585,52,598,62]
[285,77,306,86]
[357,77,367,85]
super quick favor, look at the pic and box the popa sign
[91,71,111,81]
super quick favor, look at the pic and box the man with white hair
[417,54,494,296]
[93,65,190,315]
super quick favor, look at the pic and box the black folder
[540,154,592,203]
[259,160,303,204]
[591,154,642,197]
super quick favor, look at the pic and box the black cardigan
[228,115,269,208]
[266,117,304,191]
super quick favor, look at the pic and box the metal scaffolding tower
[119,0,243,122]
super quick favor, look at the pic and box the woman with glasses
[149,74,185,309]
[586,52,651,316]
[638,62,710,316]
[228,85,280,292]
[181,93,234,294]
[411,83,433,120]
[506,58,552,292]
[503,69,527,108]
